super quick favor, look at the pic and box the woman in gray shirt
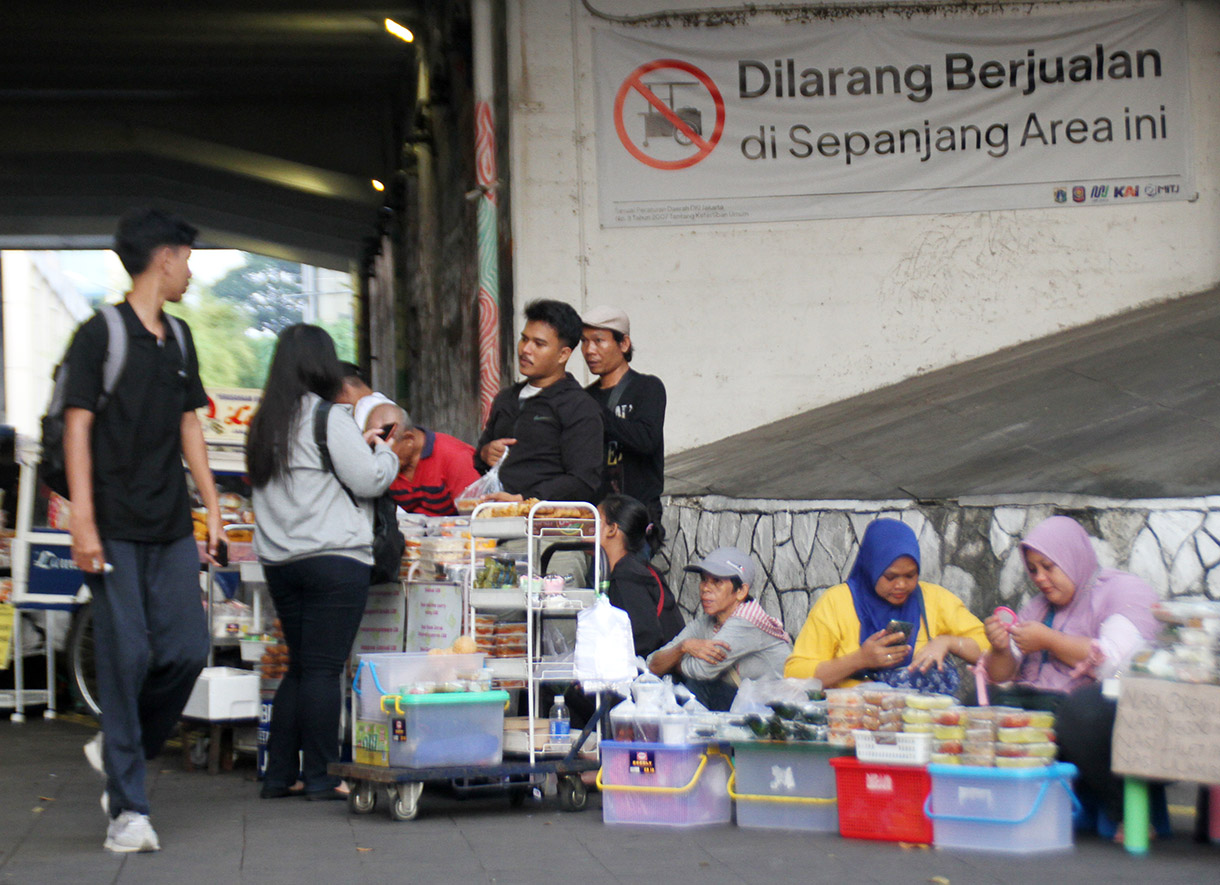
[647,547,791,711]
[247,325,398,801]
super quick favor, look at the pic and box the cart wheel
[188,734,209,769]
[557,776,588,812]
[348,781,377,815]
[390,782,422,821]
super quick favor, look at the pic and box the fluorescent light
[384,18,414,43]
[371,179,386,192]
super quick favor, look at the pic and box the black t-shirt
[586,369,666,520]
[63,301,207,542]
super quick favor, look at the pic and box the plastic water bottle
[549,695,570,742]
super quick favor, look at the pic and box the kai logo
[1091,185,1109,199]
[1054,188,1067,203]
[1072,186,1086,203]
[1112,184,1141,198]
[865,772,893,792]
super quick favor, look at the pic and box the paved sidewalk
[1,715,1217,885]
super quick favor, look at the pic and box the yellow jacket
[784,582,989,687]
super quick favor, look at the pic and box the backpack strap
[163,312,189,364]
[97,304,127,410]
[646,562,666,618]
[313,399,359,506]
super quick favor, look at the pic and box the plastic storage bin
[384,690,509,768]
[354,652,485,719]
[830,756,933,844]
[925,762,1078,853]
[730,742,844,832]
[182,667,260,720]
[598,741,732,827]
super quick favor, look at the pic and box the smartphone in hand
[214,538,229,568]
[885,619,914,642]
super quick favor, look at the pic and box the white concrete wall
[506,0,1220,452]
[1,252,93,435]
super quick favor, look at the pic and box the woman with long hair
[598,494,683,655]
[247,325,398,800]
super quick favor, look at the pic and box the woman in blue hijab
[785,519,989,692]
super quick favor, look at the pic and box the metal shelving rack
[468,500,601,766]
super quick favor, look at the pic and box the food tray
[853,730,932,766]
[466,516,526,539]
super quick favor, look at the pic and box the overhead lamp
[371,179,386,192]
[385,18,414,43]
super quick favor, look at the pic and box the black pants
[262,555,370,793]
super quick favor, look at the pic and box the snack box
[926,762,1077,853]
[600,741,732,828]
[731,741,847,833]
[383,690,509,768]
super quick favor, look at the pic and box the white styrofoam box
[183,667,260,721]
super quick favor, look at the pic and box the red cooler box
[830,756,933,844]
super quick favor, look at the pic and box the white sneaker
[103,811,160,853]
[84,733,104,777]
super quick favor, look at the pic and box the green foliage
[211,255,303,333]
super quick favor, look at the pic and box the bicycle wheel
[68,602,101,720]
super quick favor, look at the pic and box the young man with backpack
[63,208,223,853]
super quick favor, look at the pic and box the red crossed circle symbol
[613,59,725,170]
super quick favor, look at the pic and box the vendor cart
[329,500,621,820]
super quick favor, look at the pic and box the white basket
[852,730,931,766]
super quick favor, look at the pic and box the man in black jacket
[581,305,667,536]
[475,300,602,502]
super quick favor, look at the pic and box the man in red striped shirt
[366,402,480,517]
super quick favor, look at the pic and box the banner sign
[593,3,1192,227]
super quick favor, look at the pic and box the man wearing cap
[646,546,792,711]
[581,305,667,543]
[366,402,479,517]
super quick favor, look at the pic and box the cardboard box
[183,667,260,721]
[1112,676,1220,783]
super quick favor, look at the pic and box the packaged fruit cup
[902,708,933,724]
[933,724,966,740]
[903,721,934,734]
[933,706,967,726]
[826,688,864,708]
[931,752,962,765]
[1028,711,1056,729]
[996,708,1032,728]
[960,753,996,767]
[933,739,964,754]
[997,726,1041,743]
[996,756,1050,769]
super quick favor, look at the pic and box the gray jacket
[647,611,792,683]
[253,393,399,566]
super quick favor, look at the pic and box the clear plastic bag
[457,450,507,502]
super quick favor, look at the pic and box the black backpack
[39,305,186,498]
[313,400,405,584]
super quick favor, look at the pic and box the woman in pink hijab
[983,515,1160,835]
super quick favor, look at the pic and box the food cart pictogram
[613,59,725,171]
[637,80,702,146]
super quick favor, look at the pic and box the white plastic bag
[574,596,636,692]
[458,447,508,502]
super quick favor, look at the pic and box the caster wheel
[557,776,588,812]
[188,735,209,769]
[348,781,377,815]
[390,782,422,821]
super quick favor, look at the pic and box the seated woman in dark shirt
[599,494,684,655]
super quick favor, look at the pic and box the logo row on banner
[593,2,1193,227]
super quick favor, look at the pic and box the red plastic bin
[829,756,932,844]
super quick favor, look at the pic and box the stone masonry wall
[658,495,1220,638]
